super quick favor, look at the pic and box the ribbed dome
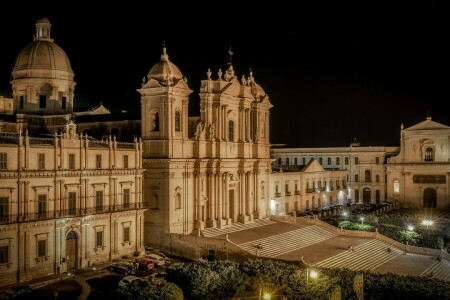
[12,18,73,79]
[13,41,73,73]
[147,48,183,84]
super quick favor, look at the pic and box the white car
[145,253,166,267]
[118,275,145,288]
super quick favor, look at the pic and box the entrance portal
[363,188,371,204]
[423,188,437,208]
[66,231,78,270]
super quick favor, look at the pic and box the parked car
[132,257,155,272]
[9,286,32,299]
[145,271,167,283]
[154,252,171,265]
[145,253,166,267]
[118,275,145,288]
[109,262,136,275]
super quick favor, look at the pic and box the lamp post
[259,288,271,300]
[422,220,433,229]
[306,267,318,293]
[360,217,364,225]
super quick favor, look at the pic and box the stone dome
[147,48,183,84]
[12,18,73,79]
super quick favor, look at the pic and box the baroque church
[1,17,449,285]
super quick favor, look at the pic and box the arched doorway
[423,188,437,208]
[66,231,78,270]
[363,188,371,204]
[355,189,359,203]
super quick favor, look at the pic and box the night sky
[1,1,448,147]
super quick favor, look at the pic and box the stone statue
[194,122,204,140]
[209,122,216,141]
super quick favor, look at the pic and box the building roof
[146,47,183,85]
[404,117,450,131]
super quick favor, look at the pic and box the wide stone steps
[421,259,450,281]
[238,225,336,257]
[202,219,276,237]
[316,239,402,271]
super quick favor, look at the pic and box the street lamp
[306,267,318,293]
[259,288,271,300]
[360,217,364,225]
[407,225,414,231]
[343,211,348,217]
[422,220,433,229]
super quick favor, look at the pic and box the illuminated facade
[0,18,145,285]
[139,49,273,249]
[387,118,450,209]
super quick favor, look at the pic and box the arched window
[365,170,371,182]
[175,193,181,209]
[152,112,159,132]
[228,120,234,141]
[424,147,434,162]
[175,111,181,132]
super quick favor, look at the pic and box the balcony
[0,203,145,224]
[275,193,281,197]
[306,188,315,193]
[294,190,300,195]
[285,191,291,196]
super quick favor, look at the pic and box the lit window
[394,180,400,193]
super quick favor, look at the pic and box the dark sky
[1,1,449,147]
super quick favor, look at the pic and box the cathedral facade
[139,50,273,249]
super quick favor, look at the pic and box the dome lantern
[33,17,53,42]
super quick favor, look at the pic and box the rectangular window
[344,157,349,165]
[355,174,359,182]
[96,231,103,247]
[394,180,400,193]
[38,195,46,217]
[336,157,340,165]
[327,157,331,165]
[96,155,102,169]
[294,158,297,165]
[0,197,8,218]
[19,96,24,109]
[295,183,298,192]
[228,121,234,141]
[123,188,130,208]
[96,191,103,211]
[275,185,279,193]
[68,154,75,170]
[38,153,45,170]
[0,245,8,263]
[376,175,380,183]
[0,153,7,170]
[277,158,281,165]
[123,155,129,168]
[286,158,290,165]
[302,157,306,165]
[39,95,46,109]
[285,184,289,193]
[354,157,359,165]
[68,192,76,214]
[319,157,322,165]
[123,227,130,243]
[62,96,67,110]
[376,157,380,164]
[38,240,46,257]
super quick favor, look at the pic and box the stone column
[217,172,223,227]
